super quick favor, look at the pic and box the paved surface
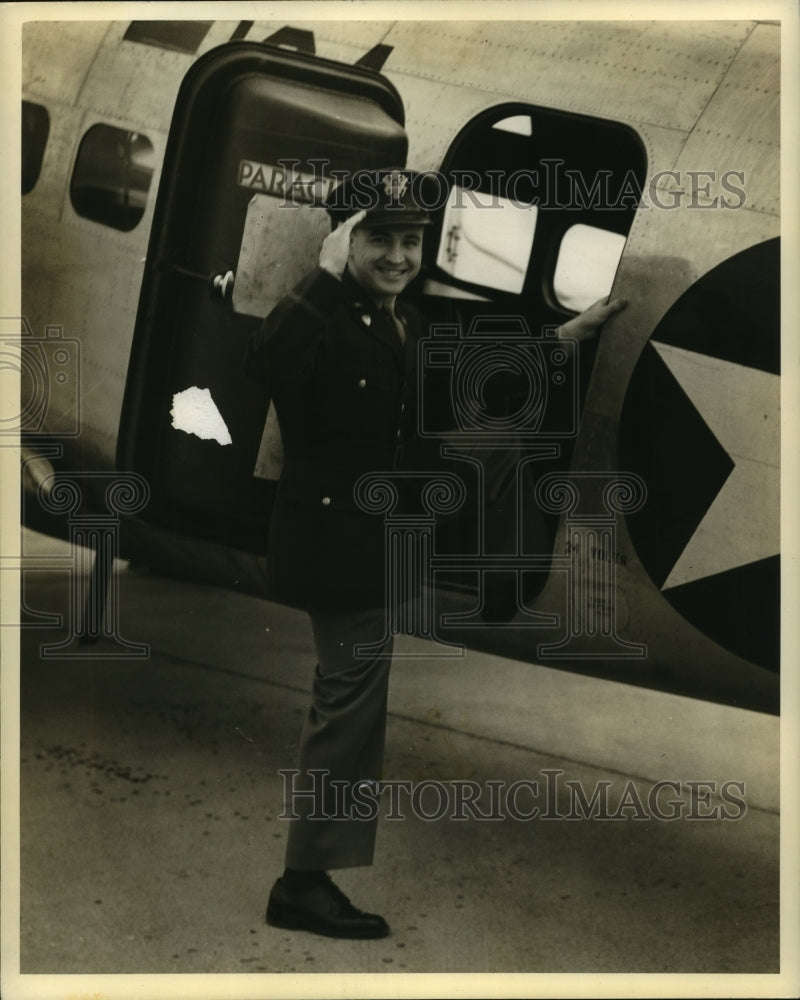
[6,530,783,989]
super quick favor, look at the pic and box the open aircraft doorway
[415,103,647,619]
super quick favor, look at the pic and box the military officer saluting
[250,169,434,939]
[248,167,625,940]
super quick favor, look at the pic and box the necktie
[384,304,406,346]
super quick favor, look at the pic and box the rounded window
[70,124,155,231]
[22,101,49,195]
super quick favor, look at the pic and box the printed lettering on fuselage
[237,160,336,203]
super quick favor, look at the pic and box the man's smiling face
[347,223,424,306]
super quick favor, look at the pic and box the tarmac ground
[5,529,784,993]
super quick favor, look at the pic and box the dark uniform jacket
[248,266,431,612]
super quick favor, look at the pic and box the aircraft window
[552,225,626,313]
[123,21,212,54]
[70,124,155,232]
[22,101,49,195]
[433,103,645,315]
[435,186,537,295]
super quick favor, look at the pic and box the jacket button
[358,378,366,388]
[321,496,331,506]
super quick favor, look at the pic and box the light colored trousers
[283,609,393,870]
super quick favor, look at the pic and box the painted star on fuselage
[652,343,779,591]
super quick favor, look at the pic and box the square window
[435,186,537,294]
[553,224,626,312]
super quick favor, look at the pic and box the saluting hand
[319,209,368,279]
[557,296,627,342]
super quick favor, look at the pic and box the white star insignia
[653,343,779,590]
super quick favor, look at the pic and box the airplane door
[117,41,407,552]
[415,104,646,592]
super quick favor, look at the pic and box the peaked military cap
[326,169,444,227]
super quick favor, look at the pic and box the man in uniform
[248,168,625,939]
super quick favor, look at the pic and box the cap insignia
[383,171,408,202]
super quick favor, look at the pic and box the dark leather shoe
[266,874,389,939]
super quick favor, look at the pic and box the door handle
[168,262,235,300]
[211,270,235,299]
